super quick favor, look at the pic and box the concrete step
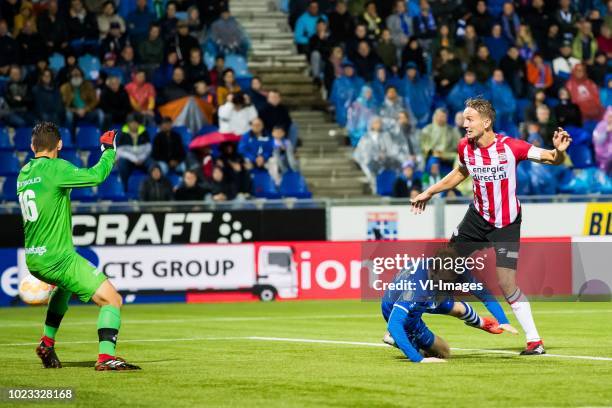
[248,60,308,69]
[309,185,369,198]
[256,73,313,84]
[301,167,363,178]
[300,157,357,169]
[297,145,348,156]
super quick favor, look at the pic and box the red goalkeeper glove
[100,130,117,151]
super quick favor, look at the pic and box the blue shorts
[406,318,435,351]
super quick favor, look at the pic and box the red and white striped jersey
[458,134,543,228]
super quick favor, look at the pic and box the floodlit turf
[1,300,611,407]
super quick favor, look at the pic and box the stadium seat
[71,187,96,202]
[0,128,12,150]
[376,170,397,196]
[224,54,249,77]
[147,125,158,141]
[530,164,558,195]
[172,126,193,148]
[567,144,595,169]
[279,171,312,199]
[14,127,33,151]
[49,53,65,73]
[76,126,101,151]
[0,176,17,201]
[97,175,126,201]
[60,150,83,167]
[252,171,281,199]
[126,171,147,200]
[167,172,181,189]
[78,54,101,80]
[0,152,20,176]
[87,150,101,167]
[516,161,531,195]
[59,127,74,149]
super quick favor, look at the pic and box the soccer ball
[18,275,52,305]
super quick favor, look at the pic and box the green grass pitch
[1,300,611,407]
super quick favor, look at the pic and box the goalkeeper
[17,122,140,371]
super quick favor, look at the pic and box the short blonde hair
[465,97,496,126]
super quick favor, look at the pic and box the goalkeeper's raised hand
[100,130,117,151]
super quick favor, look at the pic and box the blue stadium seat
[0,152,20,176]
[236,75,253,91]
[530,164,557,195]
[71,187,96,202]
[172,126,193,147]
[76,126,101,151]
[126,171,147,200]
[376,170,397,196]
[197,124,218,136]
[516,161,531,195]
[97,175,126,201]
[279,171,312,198]
[225,54,249,77]
[87,150,102,167]
[14,127,33,151]
[60,150,83,167]
[0,176,17,201]
[567,144,595,169]
[167,172,181,188]
[0,128,12,150]
[49,53,65,73]
[78,54,101,80]
[59,127,74,149]
[252,170,281,199]
[147,126,158,141]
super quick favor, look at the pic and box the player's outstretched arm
[55,130,118,188]
[387,306,427,363]
[410,166,469,214]
[531,127,572,165]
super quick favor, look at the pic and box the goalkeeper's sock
[458,302,482,327]
[97,305,121,362]
[506,288,541,342]
[41,288,71,346]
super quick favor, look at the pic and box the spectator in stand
[346,24,371,62]
[209,55,225,88]
[593,107,612,173]
[572,19,598,64]
[392,160,422,198]
[500,46,526,97]
[330,61,365,127]
[352,41,380,82]
[535,104,557,148]
[446,70,489,115]
[126,71,156,126]
[401,62,434,127]
[500,1,520,44]
[38,0,68,55]
[371,65,389,106]
[160,1,178,42]
[601,75,612,107]
[517,24,538,61]
[526,53,554,93]
[431,23,454,59]
[484,24,509,64]
[218,92,258,135]
[324,45,344,92]
[137,23,163,65]
[269,126,298,186]
[32,68,64,124]
[60,66,103,131]
[554,0,580,39]
[554,86,582,128]
[209,8,249,56]
[126,0,156,44]
[379,85,408,131]
[66,0,99,53]
[99,21,127,58]
[359,1,383,42]
[13,1,36,37]
[56,52,78,86]
[308,19,333,84]
[553,41,580,82]
[100,52,125,83]
[175,169,206,201]
[206,165,235,201]
[588,51,608,86]
[393,110,420,164]
[401,37,426,74]
[353,116,400,189]
[347,85,377,146]
[541,23,563,61]
[387,0,412,50]
[597,24,612,57]
[419,108,460,169]
[194,80,217,110]
[328,0,354,46]
[0,20,19,76]
[217,68,241,107]
[294,1,327,54]
[99,75,131,128]
[117,113,153,190]
[216,142,251,199]
[25,58,48,88]
[412,0,437,50]
[238,117,274,166]
[159,66,190,104]
[469,1,491,37]
[260,90,293,134]
[4,65,33,127]
[152,51,178,89]
[0,0,20,32]
[199,0,229,28]
[173,20,199,63]
[524,89,547,123]
[434,47,462,96]
[246,77,267,112]
[139,163,173,201]
[468,44,496,83]
[421,157,442,191]
[16,19,45,67]
[456,24,478,64]
[375,29,398,70]
[524,0,549,48]
[489,69,517,132]
[186,6,205,43]
[153,117,187,175]
[184,47,210,85]
[97,1,125,39]
[566,63,605,121]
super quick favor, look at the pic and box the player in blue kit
[381,248,517,363]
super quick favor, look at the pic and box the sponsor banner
[583,203,612,236]
[0,249,19,306]
[330,206,436,241]
[0,208,326,247]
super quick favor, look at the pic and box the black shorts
[449,204,521,269]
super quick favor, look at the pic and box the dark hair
[465,97,496,125]
[32,122,61,152]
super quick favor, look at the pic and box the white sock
[506,288,541,343]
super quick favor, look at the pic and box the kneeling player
[17,123,140,371]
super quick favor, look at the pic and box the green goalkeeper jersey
[17,150,116,272]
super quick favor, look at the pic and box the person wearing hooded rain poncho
[401,62,434,128]
[329,61,365,126]
[347,85,377,146]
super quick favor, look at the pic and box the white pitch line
[2,336,611,363]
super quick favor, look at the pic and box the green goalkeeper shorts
[31,252,107,303]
